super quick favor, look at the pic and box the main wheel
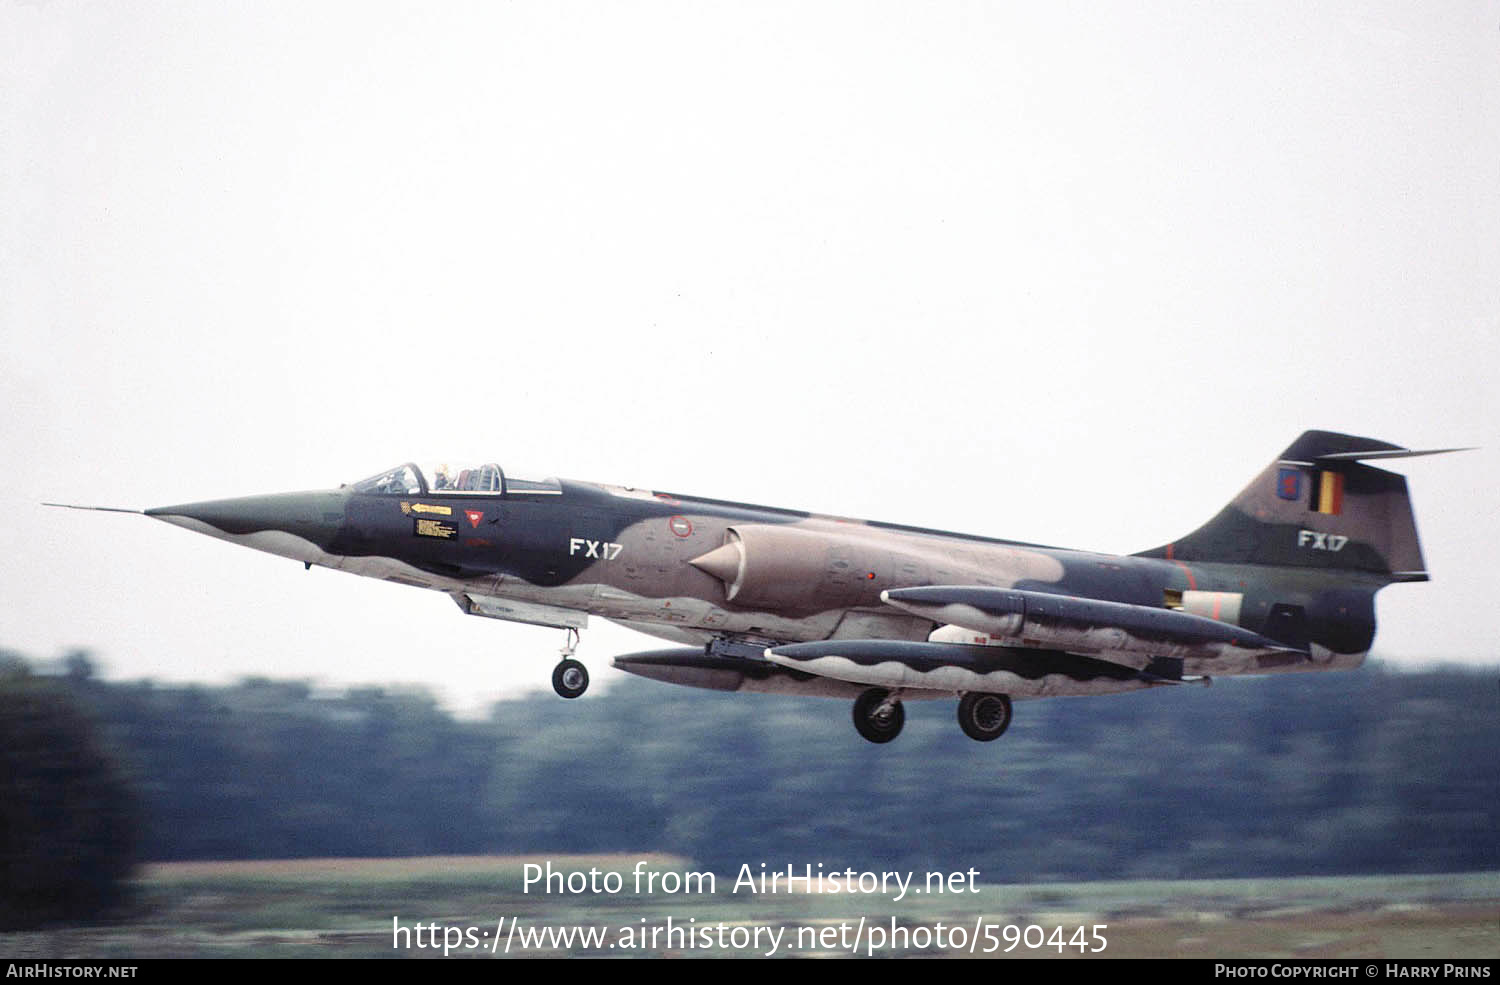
[957,692,1012,741]
[552,659,589,699]
[852,688,904,744]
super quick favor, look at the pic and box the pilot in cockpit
[433,464,453,490]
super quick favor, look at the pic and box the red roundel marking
[668,515,693,537]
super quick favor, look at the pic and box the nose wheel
[552,659,589,699]
[552,628,589,699]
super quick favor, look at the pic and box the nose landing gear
[552,628,589,699]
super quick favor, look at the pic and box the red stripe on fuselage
[1171,559,1198,590]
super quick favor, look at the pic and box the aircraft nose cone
[145,490,348,549]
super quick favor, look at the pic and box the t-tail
[1134,431,1470,663]
[1136,431,1470,582]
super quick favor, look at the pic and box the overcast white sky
[3,2,1496,715]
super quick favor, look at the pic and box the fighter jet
[49,431,1464,743]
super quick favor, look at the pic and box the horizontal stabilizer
[1302,445,1475,463]
[881,585,1305,667]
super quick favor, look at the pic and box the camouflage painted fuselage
[137,431,1438,714]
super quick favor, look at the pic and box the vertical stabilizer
[1134,431,1454,582]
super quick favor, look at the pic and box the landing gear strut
[552,628,589,699]
[852,688,905,743]
[956,692,1012,741]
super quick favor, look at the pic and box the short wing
[880,585,1305,670]
[758,585,1305,697]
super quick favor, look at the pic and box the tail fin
[1134,431,1467,583]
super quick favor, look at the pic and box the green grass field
[3,856,1496,958]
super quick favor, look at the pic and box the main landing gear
[956,692,1012,742]
[551,628,589,699]
[850,688,1015,743]
[852,688,905,744]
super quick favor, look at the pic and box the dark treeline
[1,656,138,928]
[3,650,1496,905]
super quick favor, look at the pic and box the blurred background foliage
[1,648,1495,928]
[0,654,138,929]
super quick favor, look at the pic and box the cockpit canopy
[350,463,561,497]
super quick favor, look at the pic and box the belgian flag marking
[1315,471,1344,515]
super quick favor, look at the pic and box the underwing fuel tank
[882,585,1306,669]
[610,647,878,699]
[762,639,1177,698]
